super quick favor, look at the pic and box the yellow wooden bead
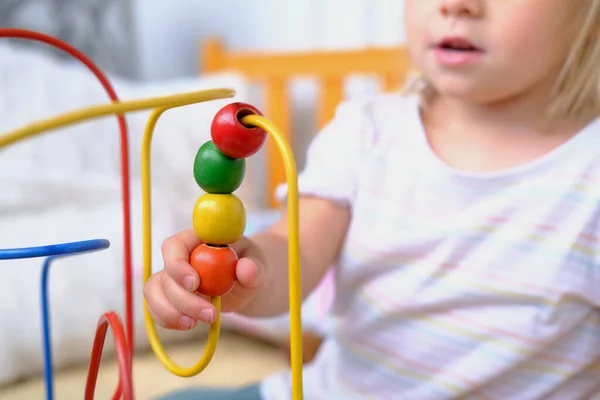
[192,193,246,245]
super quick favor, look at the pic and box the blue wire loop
[0,239,110,400]
[0,239,110,260]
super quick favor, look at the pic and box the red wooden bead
[211,102,267,159]
[189,243,238,297]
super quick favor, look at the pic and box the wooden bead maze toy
[0,29,304,400]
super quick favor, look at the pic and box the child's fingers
[231,237,268,291]
[162,273,217,324]
[162,230,202,291]
[164,229,203,255]
[143,273,197,330]
[164,259,200,292]
[236,257,264,290]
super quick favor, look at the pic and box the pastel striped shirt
[261,94,600,400]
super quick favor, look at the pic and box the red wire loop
[0,29,134,399]
[85,312,133,400]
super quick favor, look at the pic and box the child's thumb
[235,256,265,289]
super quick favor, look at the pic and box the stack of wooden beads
[189,102,267,297]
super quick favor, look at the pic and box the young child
[144,0,600,398]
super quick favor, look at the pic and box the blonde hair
[551,0,600,118]
[404,1,600,119]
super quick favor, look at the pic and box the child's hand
[143,229,269,330]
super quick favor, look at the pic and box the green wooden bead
[193,140,245,193]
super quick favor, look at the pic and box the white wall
[130,0,406,81]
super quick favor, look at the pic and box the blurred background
[0,1,408,399]
[0,0,406,80]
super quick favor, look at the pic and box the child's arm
[237,195,350,317]
[143,195,350,329]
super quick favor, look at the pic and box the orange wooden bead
[189,243,238,297]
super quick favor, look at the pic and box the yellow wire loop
[0,88,235,148]
[241,114,303,400]
[141,106,222,377]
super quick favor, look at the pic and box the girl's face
[405,0,577,104]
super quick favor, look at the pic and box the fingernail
[180,315,195,330]
[199,309,214,324]
[183,275,196,291]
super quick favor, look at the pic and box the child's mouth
[436,37,482,52]
[433,37,484,65]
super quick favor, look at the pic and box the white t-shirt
[260,94,600,400]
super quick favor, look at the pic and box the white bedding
[0,41,332,387]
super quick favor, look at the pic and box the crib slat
[264,77,290,208]
[318,76,344,129]
[383,75,398,92]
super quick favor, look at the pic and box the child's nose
[439,0,483,18]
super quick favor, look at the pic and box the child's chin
[431,79,501,104]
